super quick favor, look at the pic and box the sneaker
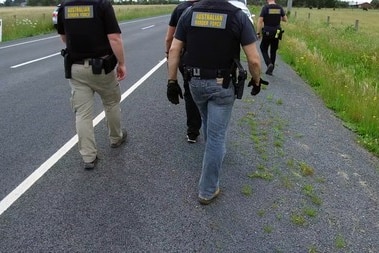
[186,133,198,143]
[198,188,221,205]
[84,156,98,170]
[266,63,274,75]
[110,129,127,148]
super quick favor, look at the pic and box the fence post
[355,20,359,31]
[0,19,2,43]
[327,16,330,25]
[308,13,311,20]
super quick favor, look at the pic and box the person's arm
[167,38,184,81]
[281,6,288,22]
[242,42,261,86]
[257,16,264,38]
[165,25,176,56]
[107,33,126,81]
[60,34,66,45]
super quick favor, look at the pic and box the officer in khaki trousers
[57,0,127,169]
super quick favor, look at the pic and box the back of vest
[182,0,241,69]
[263,4,282,29]
[61,0,112,61]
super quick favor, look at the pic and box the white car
[229,0,255,25]
[52,4,60,29]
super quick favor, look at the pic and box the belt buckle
[192,68,201,77]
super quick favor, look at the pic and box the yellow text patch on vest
[65,5,94,19]
[268,9,281,15]
[191,12,227,29]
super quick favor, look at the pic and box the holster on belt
[91,58,103,75]
[102,54,117,74]
[232,59,247,99]
[92,54,117,75]
[84,54,118,75]
[61,48,72,79]
[183,65,191,82]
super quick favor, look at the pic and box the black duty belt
[73,56,109,65]
[186,67,230,79]
[73,59,93,65]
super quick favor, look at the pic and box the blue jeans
[189,78,235,198]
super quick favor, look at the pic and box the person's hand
[248,78,269,96]
[116,64,127,81]
[167,80,183,104]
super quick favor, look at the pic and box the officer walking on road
[167,0,262,204]
[165,0,202,143]
[257,0,287,75]
[57,0,127,170]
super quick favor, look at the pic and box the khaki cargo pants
[69,60,122,163]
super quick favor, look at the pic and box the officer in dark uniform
[167,0,262,205]
[165,0,202,143]
[257,0,287,75]
[57,0,127,170]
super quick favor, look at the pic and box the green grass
[290,213,307,226]
[335,234,347,249]
[241,184,253,196]
[275,7,379,157]
[303,206,318,217]
[248,170,274,181]
[263,224,273,233]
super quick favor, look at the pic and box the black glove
[248,78,269,96]
[167,80,183,104]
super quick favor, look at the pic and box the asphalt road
[1,15,378,252]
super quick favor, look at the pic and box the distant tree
[292,0,338,8]
[4,0,13,6]
[371,0,379,9]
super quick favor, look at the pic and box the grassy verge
[0,5,175,42]
[276,8,379,156]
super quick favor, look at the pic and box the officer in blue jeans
[167,0,262,204]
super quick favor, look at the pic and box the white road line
[0,36,60,50]
[141,25,155,30]
[10,52,61,68]
[0,58,167,216]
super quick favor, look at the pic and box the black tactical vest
[61,0,113,61]
[263,4,282,30]
[182,0,241,69]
